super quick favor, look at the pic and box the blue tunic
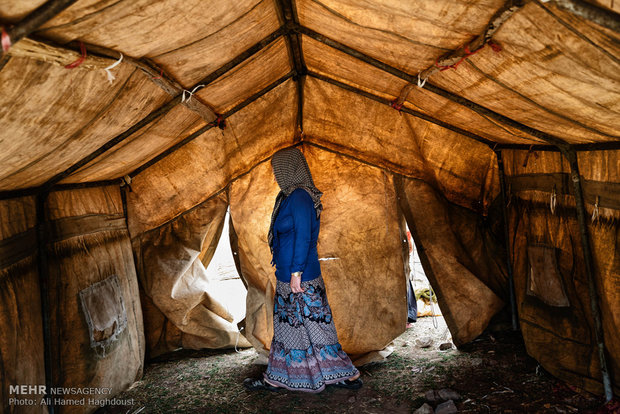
[272,188,321,283]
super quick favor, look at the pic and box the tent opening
[405,222,453,345]
[203,208,247,328]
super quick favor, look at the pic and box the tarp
[0,0,618,410]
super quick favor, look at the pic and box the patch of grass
[97,319,601,414]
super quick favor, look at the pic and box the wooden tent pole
[494,150,519,331]
[0,0,77,56]
[562,148,613,401]
[35,192,56,414]
[275,0,306,139]
[497,142,620,151]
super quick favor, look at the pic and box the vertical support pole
[495,150,519,331]
[295,73,305,141]
[35,192,55,414]
[562,149,613,401]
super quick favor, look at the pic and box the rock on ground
[413,402,434,414]
[435,400,458,414]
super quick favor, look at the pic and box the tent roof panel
[150,0,280,87]
[37,0,269,58]
[297,0,506,75]
[303,76,498,212]
[303,35,545,145]
[0,57,169,191]
[0,0,46,22]
[430,2,620,144]
[196,37,291,114]
[60,104,205,183]
[127,78,297,235]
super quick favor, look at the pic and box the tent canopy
[0,0,618,410]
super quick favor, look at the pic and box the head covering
[268,147,323,256]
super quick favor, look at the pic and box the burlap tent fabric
[0,0,619,412]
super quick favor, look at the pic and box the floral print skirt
[264,275,359,393]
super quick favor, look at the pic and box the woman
[244,147,362,393]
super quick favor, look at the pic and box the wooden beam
[307,71,496,148]
[548,0,620,33]
[35,192,56,414]
[395,0,525,106]
[296,24,571,150]
[563,148,614,401]
[275,0,306,139]
[0,0,77,56]
[494,150,519,331]
[497,141,620,151]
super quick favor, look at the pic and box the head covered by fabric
[268,147,323,256]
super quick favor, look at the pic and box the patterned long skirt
[264,275,359,393]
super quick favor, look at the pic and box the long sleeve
[289,190,313,273]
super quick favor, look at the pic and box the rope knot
[210,115,226,130]
[182,84,205,103]
[65,41,87,69]
[390,99,403,114]
[1,26,11,53]
[104,53,123,84]
[488,40,502,53]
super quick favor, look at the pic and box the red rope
[435,45,482,72]
[488,40,502,53]
[65,41,87,69]
[1,27,11,53]
[434,41,502,72]
[152,69,164,80]
[210,115,226,130]
[390,99,403,114]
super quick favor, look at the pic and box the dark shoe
[330,378,363,390]
[243,377,281,392]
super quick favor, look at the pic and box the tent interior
[0,0,618,412]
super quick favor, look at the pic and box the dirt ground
[95,316,615,414]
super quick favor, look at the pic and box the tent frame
[0,0,617,401]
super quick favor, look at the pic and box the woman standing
[244,147,362,393]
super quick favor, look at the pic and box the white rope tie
[550,186,557,215]
[591,195,600,223]
[104,53,123,84]
[417,72,427,88]
[182,84,204,103]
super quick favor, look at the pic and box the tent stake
[494,150,519,331]
[562,148,613,401]
[35,192,56,414]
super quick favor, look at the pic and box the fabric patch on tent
[526,245,570,307]
[79,275,127,357]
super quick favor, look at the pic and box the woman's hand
[290,272,304,293]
